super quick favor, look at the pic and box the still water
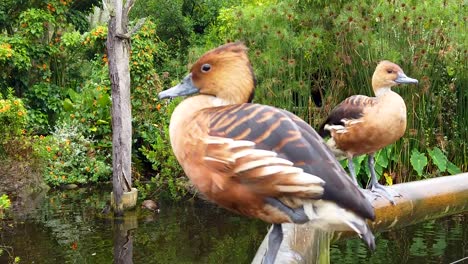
[0,186,466,264]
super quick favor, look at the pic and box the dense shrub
[0,91,27,148]
[38,119,111,186]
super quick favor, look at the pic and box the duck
[318,60,418,205]
[141,200,160,213]
[158,42,375,264]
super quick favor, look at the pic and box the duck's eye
[387,69,393,74]
[201,64,211,73]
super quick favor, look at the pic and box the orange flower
[46,146,52,152]
[71,241,78,250]
[17,110,24,116]
[47,3,56,12]
[156,104,161,111]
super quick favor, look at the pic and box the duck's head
[158,42,256,104]
[371,60,418,95]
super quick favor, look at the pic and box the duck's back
[169,99,375,223]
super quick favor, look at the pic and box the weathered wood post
[106,0,144,216]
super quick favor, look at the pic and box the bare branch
[115,17,146,39]
[128,17,146,36]
[123,0,135,15]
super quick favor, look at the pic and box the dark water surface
[0,186,466,264]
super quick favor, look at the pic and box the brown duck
[319,60,418,205]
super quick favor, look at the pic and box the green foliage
[36,119,111,186]
[200,0,466,182]
[0,0,465,200]
[428,147,447,172]
[138,99,187,201]
[410,149,428,178]
[0,193,11,219]
[0,91,27,146]
[127,20,188,200]
[0,194,11,210]
[131,0,237,56]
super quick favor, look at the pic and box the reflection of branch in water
[450,256,468,264]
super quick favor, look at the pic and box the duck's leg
[367,153,399,205]
[263,223,283,264]
[348,155,379,203]
[347,156,359,186]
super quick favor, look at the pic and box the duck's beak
[158,73,199,99]
[395,72,418,84]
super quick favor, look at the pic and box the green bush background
[0,0,465,200]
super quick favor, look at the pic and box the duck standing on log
[158,42,376,264]
[319,61,418,205]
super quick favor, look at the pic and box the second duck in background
[319,60,418,205]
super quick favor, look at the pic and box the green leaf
[428,147,447,172]
[68,89,80,102]
[97,94,111,107]
[352,155,366,177]
[446,66,455,77]
[375,149,389,168]
[446,161,462,175]
[96,119,108,125]
[410,149,428,177]
[63,98,74,111]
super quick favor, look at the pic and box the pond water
[0,186,466,264]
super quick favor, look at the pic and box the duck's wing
[202,103,375,220]
[318,95,377,137]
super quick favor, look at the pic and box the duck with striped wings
[319,61,418,205]
[158,42,375,264]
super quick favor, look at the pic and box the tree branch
[123,0,135,16]
[115,17,146,39]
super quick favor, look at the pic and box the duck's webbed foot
[369,182,400,205]
[367,154,401,205]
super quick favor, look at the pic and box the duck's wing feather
[202,103,375,220]
[319,95,377,137]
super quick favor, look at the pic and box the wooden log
[252,173,468,264]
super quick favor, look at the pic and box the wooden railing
[252,173,468,264]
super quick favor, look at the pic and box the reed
[197,0,466,182]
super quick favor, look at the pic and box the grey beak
[395,72,418,84]
[158,73,199,99]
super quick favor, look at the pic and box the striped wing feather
[202,103,375,220]
[319,95,377,137]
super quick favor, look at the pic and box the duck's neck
[168,94,235,162]
[374,87,393,97]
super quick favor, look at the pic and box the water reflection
[0,186,266,264]
[113,217,134,264]
[0,186,466,264]
[331,213,468,264]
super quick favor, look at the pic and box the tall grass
[196,0,466,181]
